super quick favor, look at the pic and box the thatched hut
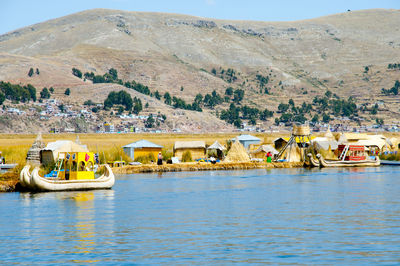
[174,141,206,161]
[207,141,226,159]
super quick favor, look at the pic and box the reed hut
[174,141,206,161]
[122,139,163,161]
[207,141,226,159]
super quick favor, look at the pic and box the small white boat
[0,163,17,170]
[19,164,115,192]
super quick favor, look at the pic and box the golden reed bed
[113,161,304,174]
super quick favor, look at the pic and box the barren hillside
[1,8,400,132]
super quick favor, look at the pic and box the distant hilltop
[0,8,400,133]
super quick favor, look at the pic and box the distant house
[104,123,115,133]
[231,134,261,149]
[122,140,163,161]
[174,141,206,161]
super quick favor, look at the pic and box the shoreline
[112,161,305,174]
[0,161,304,192]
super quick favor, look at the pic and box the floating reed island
[113,161,304,174]
[1,128,400,192]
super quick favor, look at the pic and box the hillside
[1,8,400,133]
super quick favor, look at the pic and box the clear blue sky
[1,0,399,34]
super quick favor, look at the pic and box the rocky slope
[1,8,400,132]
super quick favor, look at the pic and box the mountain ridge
[0,8,400,133]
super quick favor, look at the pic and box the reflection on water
[1,167,400,264]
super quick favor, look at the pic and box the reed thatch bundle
[224,140,250,162]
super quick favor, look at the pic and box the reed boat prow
[317,153,380,168]
[307,153,320,167]
[21,164,115,191]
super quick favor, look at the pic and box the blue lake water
[1,167,400,265]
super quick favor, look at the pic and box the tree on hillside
[164,92,172,105]
[103,90,133,111]
[28,68,34,77]
[154,90,161,100]
[145,114,155,128]
[233,89,244,103]
[108,68,118,80]
[64,88,70,96]
[36,68,40,75]
[0,93,5,105]
[25,84,37,102]
[225,87,233,96]
[72,68,82,78]
[40,88,50,99]
[49,87,54,93]
[133,97,143,114]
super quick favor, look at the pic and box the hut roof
[231,134,260,141]
[252,145,278,155]
[313,138,339,151]
[123,139,163,149]
[274,137,288,143]
[352,135,388,149]
[207,141,226,150]
[324,127,334,140]
[174,141,206,150]
[342,133,369,141]
[43,140,88,153]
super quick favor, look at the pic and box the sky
[1,0,399,34]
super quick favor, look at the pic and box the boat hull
[20,165,115,191]
[317,154,380,167]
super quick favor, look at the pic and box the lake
[1,167,400,265]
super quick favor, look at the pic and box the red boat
[316,144,380,167]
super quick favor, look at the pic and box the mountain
[1,8,400,133]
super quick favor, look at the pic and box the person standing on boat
[157,152,163,165]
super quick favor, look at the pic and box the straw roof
[352,135,388,149]
[207,141,226,151]
[251,145,278,155]
[43,140,88,153]
[224,139,250,162]
[174,141,206,150]
[324,127,334,140]
[313,137,339,151]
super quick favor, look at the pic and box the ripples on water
[1,167,400,264]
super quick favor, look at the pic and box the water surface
[1,167,400,265]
